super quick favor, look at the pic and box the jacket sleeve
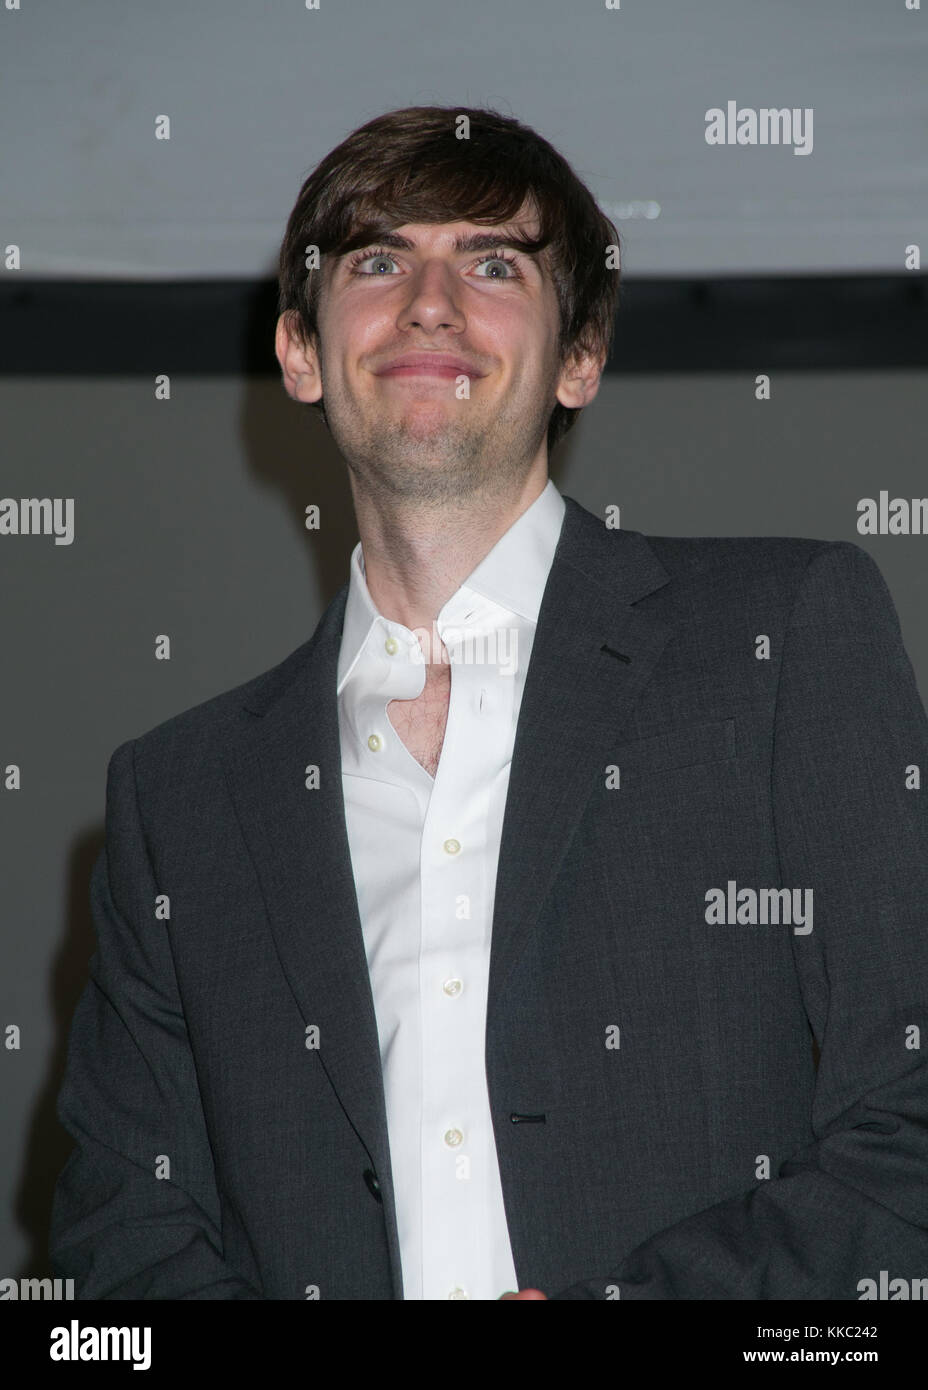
[50,738,264,1299]
[550,541,928,1299]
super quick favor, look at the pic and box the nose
[395,259,466,334]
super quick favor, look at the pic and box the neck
[351,464,549,637]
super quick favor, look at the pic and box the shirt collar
[337,478,566,692]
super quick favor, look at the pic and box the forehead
[383,204,539,238]
[349,194,541,245]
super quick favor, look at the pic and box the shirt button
[384,637,398,654]
[444,1128,464,1148]
[443,838,461,855]
[367,733,383,752]
[448,1287,470,1299]
[442,978,463,997]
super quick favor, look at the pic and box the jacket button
[363,1168,382,1203]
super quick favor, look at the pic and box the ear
[554,342,606,411]
[275,311,323,403]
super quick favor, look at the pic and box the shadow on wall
[14,828,104,1282]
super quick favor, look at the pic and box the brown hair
[277,105,620,453]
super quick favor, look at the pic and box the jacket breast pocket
[610,716,737,781]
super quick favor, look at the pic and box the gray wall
[1,0,925,278]
[2,367,927,1278]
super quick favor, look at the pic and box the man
[50,105,928,1300]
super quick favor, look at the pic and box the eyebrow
[339,230,543,263]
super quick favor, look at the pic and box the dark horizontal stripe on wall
[1,275,926,374]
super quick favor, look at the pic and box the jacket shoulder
[110,629,321,772]
[642,530,891,601]
[641,532,852,581]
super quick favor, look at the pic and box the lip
[374,354,485,378]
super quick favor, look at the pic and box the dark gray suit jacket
[50,495,928,1299]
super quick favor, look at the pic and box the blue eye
[346,248,523,280]
[472,253,521,278]
[348,250,399,275]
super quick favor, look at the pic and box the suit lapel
[221,585,405,1296]
[488,497,673,1041]
[222,493,674,1298]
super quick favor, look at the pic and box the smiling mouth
[376,364,476,379]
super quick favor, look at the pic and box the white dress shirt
[336,478,566,1300]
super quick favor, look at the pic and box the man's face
[275,207,602,507]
